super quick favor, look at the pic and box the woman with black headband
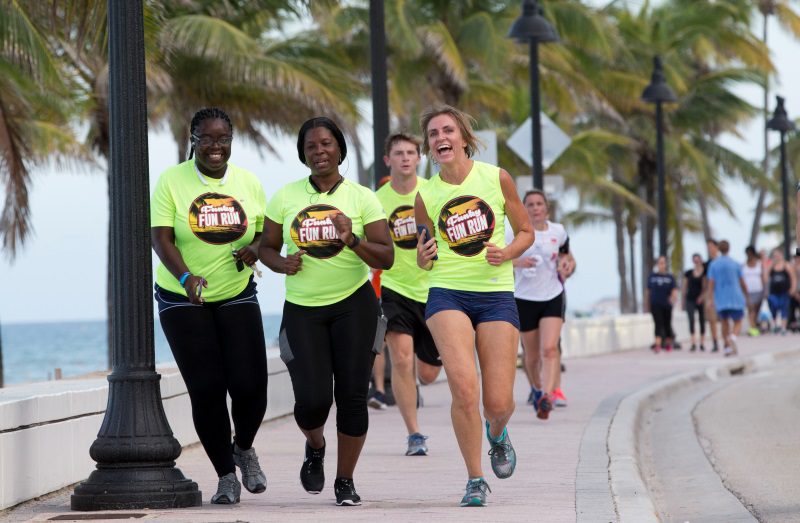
[259,116,393,506]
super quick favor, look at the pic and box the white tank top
[509,221,568,302]
[741,261,763,293]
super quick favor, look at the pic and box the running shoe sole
[460,497,486,507]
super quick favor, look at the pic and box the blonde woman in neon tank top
[414,105,534,507]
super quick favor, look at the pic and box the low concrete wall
[0,311,688,510]
[561,312,689,359]
[0,349,290,511]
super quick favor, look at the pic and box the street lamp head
[767,96,796,133]
[508,0,559,44]
[641,55,677,104]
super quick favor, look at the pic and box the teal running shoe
[485,421,516,479]
[460,477,491,507]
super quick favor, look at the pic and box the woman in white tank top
[741,245,766,336]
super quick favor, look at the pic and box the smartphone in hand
[417,224,438,261]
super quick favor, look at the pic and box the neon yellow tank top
[417,161,513,292]
[266,177,386,306]
[375,177,429,303]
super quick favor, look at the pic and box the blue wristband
[178,271,191,286]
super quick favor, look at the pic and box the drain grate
[49,514,146,520]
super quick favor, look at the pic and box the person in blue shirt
[645,255,678,352]
[706,240,750,357]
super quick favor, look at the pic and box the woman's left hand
[233,244,258,266]
[333,213,354,246]
[484,242,507,266]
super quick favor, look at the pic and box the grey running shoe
[210,472,241,505]
[460,477,491,507]
[233,443,267,494]
[485,422,516,479]
[406,432,429,456]
[334,477,362,506]
[300,440,325,494]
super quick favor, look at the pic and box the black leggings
[651,303,674,339]
[685,300,705,335]
[279,281,381,437]
[156,281,268,477]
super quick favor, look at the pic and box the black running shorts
[515,292,566,333]
[381,286,442,367]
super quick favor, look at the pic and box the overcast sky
[1,12,798,324]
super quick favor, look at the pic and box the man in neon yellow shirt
[375,133,443,457]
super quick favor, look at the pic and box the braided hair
[187,107,233,160]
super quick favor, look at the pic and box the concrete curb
[607,347,800,522]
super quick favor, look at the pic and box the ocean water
[0,315,282,386]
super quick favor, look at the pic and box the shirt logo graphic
[388,205,417,249]
[188,192,248,244]
[437,195,495,256]
[290,204,344,259]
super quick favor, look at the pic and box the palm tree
[6,1,362,368]
[750,0,800,247]
[550,0,769,311]
[0,0,87,257]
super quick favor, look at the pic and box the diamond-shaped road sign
[507,114,572,170]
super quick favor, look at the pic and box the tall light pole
[71,0,200,510]
[509,0,559,190]
[369,0,390,188]
[767,95,796,259]
[642,55,677,258]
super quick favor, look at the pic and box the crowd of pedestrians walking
[647,238,800,357]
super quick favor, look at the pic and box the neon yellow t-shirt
[417,160,513,292]
[375,177,429,303]
[266,177,386,306]
[151,160,266,301]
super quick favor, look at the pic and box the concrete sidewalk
[2,334,796,522]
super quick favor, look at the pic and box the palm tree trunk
[349,131,371,187]
[628,219,639,313]
[612,195,630,313]
[750,9,771,247]
[673,175,684,274]
[639,159,656,306]
[697,183,712,242]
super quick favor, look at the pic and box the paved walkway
[2,334,797,522]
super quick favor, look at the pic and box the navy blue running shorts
[425,287,520,330]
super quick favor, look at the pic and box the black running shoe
[334,477,361,506]
[300,440,325,494]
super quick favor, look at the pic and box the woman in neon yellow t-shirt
[258,116,393,506]
[415,105,534,507]
[151,107,268,505]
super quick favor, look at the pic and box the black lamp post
[509,0,559,190]
[71,0,200,510]
[642,55,677,258]
[369,0,390,188]
[767,95,796,259]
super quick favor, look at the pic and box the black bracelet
[347,234,360,249]
[796,247,800,257]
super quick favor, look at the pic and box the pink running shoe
[553,388,567,408]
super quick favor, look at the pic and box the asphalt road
[640,359,800,523]
[694,362,800,523]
